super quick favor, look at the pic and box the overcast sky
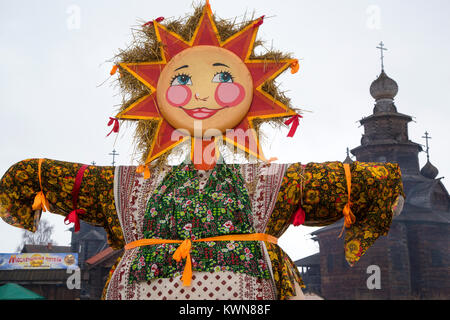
[0,0,449,261]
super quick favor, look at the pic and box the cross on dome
[376,41,388,71]
[422,131,432,162]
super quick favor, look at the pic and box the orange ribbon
[32,191,50,212]
[338,163,356,238]
[32,159,50,212]
[290,59,300,74]
[136,164,151,179]
[110,65,119,76]
[125,233,278,287]
[172,239,193,286]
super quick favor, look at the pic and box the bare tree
[16,218,56,252]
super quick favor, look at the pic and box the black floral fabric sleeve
[0,158,124,249]
[270,161,404,266]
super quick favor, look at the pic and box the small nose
[194,93,208,101]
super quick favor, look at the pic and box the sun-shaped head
[157,45,253,137]
[115,3,299,164]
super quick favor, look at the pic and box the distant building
[0,244,80,300]
[70,221,110,299]
[295,253,321,295]
[85,247,123,299]
[20,244,73,254]
[0,222,117,300]
[296,66,450,300]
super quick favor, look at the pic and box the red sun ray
[246,60,293,88]
[117,93,160,120]
[222,18,260,60]
[151,121,190,161]
[154,23,191,62]
[248,90,290,118]
[222,118,265,160]
[115,3,298,164]
[191,8,221,47]
[120,63,165,90]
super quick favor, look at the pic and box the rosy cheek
[166,85,192,107]
[214,83,245,107]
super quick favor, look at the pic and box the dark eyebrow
[174,65,189,71]
[213,63,230,68]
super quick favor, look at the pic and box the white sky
[0,0,449,262]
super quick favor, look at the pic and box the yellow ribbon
[125,233,278,287]
[32,159,50,212]
[136,164,151,180]
[338,163,356,238]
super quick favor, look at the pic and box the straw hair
[111,3,300,166]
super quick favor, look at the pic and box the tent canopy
[0,283,45,300]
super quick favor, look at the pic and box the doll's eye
[212,71,233,83]
[171,74,192,86]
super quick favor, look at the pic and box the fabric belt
[125,233,278,286]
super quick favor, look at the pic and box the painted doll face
[156,45,253,137]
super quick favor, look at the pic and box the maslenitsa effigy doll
[0,2,404,300]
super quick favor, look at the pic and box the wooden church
[296,52,450,300]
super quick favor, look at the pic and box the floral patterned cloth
[0,158,404,299]
[0,159,123,248]
[129,164,271,283]
[269,161,404,266]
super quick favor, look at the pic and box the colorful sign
[0,253,78,270]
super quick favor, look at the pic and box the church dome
[370,70,398,100]
[420,160,439,179]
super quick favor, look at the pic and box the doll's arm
[0,158,124,249]
[270,161,404,266]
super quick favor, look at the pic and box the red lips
[181,107,225,119]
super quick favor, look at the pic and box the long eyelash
[214,70,234,81]
[170,73,192,84]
